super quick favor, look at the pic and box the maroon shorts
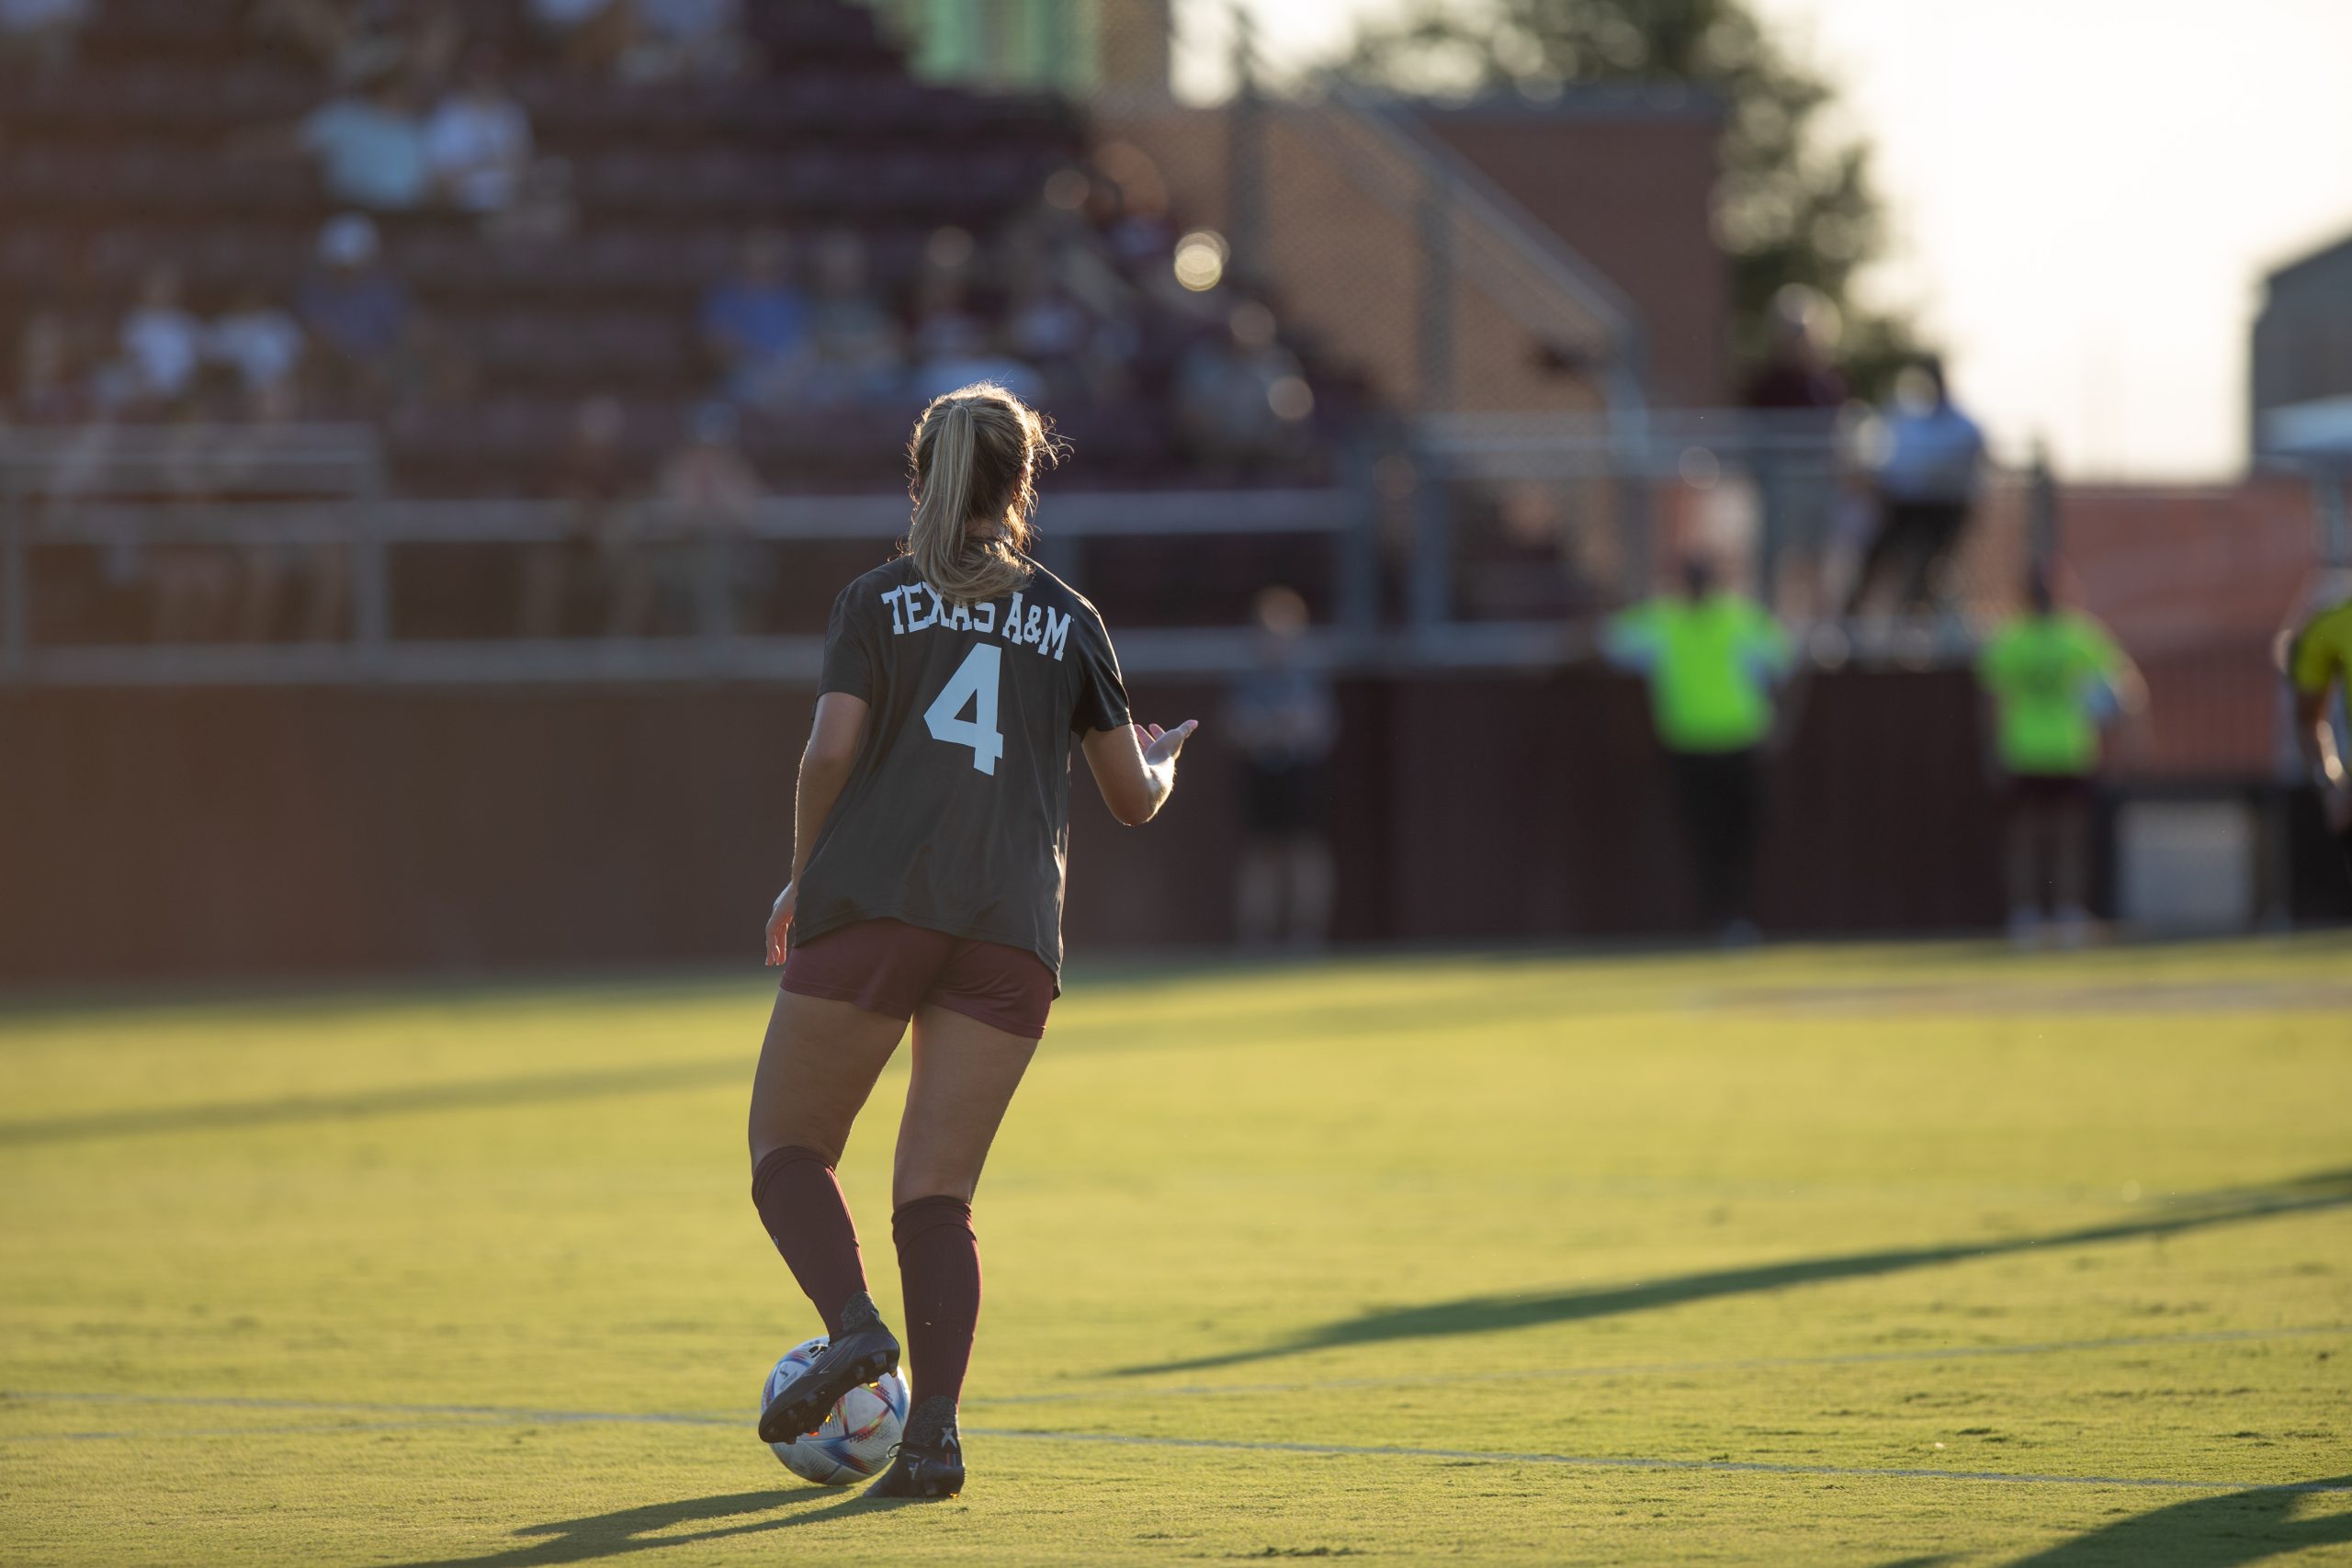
[781,918,1055,1039]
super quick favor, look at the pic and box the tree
[1337,0,1922,396]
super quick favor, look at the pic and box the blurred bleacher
[0,0,1348,498]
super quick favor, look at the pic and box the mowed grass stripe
[9,1391,2348,1495]
[14,1323,2345,1416]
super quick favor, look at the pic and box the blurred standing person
[1849,356,1985,618]
[1742,284,1846,611]
[1605,557,1793,942]
[1976,563,2143,946]
[1226,586,1339,951]
[524,393,635,638]
[801,231,905,405]
[654,401,765,635]
[701,227,810,407]
[2285,575,2352,884]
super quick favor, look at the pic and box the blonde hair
[905,382,1060,604]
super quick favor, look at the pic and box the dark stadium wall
[0,672,2005,985]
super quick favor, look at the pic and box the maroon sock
[750,1145,868,1337]
[893,1195,980,1409]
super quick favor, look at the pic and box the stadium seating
[0,0,1338,509]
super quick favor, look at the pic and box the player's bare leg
[748,989,908,1444]
[865,1004,1038,1499]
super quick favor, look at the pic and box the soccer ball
[761,1337,910,1484]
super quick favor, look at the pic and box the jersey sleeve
[818,578,881,701]
[1744,603,1793,676]
[1600,604,1663,672]
[1070,607,1132,734]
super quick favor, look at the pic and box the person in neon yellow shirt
[1604,556,1793,940]
[2285,577,2352,879]
[1976,564,2143,943]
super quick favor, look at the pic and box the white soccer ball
[762,1337,910,1485]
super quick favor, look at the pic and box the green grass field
[4,939,2350,1566]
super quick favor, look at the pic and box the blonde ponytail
[905,381,1059,604]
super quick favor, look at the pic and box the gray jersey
[794,555,1130,984]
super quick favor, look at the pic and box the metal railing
[0,425,1374,684]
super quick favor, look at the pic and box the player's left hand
[1138,718,1198,766]
[763,882,797,966]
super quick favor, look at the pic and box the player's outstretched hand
[1137,719,1198,766]
[763,882,797,966]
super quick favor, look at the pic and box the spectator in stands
[1227,585,1340,951]
[801,231,904,405]
[621,0,747,81]
[297,71,432,212]
[1173,303,1314,478]
[1848,355,1986,618]
[0,0,87,72]
[702,227,811,406]
[1977,561,2143,947]
[1005,277,1098,401]
[653,401,765,634]
[910,273,1042,404]
[424,48,534,213]
[524,393,637,638]
[106,265,206,414]
[910,268,986,366]
[1090,141,1179,271]
[296,213,413,408]
[1604,554,1795,942]
[910,314,1045,406]
[207,286,308,421]
[659,400,763,513]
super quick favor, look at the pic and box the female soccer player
[746,382,1196,1499]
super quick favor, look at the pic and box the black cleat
[864,1395,963,1499]
[757,1292,902,1446]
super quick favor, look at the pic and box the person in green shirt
[1976,564,2143,944]
[2285,578,2352,880]
[1604,556,1794,941]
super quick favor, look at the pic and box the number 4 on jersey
[924,643,1005,775]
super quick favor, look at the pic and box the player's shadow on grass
[1974,1474,2352,1567]
[0,1058,745,1147]
[389,1485,931,1567]
[1120,1166,2352,1376]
